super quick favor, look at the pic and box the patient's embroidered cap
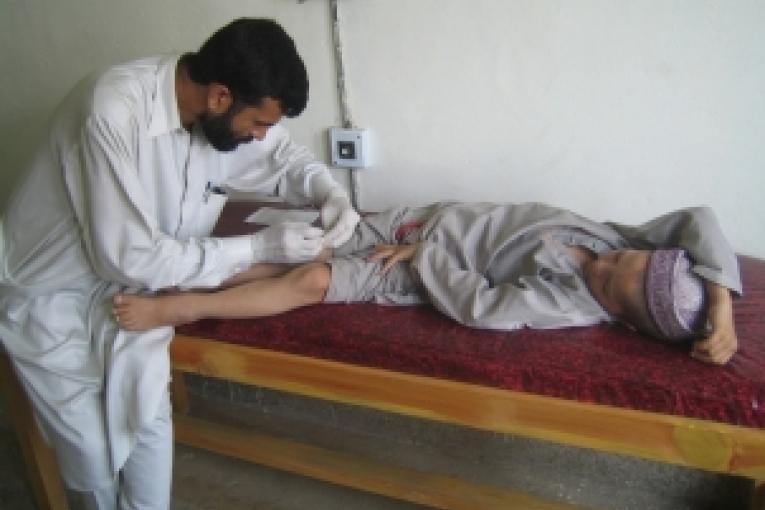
[645,249,707,341]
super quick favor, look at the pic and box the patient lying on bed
[113,202,742,364]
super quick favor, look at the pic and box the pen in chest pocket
[204,181,226,202]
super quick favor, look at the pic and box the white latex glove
[251,222,325,263]
[321,193,360,248]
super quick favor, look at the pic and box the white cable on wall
[330,0,353,130]
[329,0,362,210]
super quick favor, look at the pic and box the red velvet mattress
[177,202,765,428]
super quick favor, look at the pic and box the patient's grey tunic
[324,202,740,331]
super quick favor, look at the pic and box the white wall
[2,1,764,257]
[339,0,765,257]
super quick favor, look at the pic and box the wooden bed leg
[0,352,68,510]
[170,369,191,415]
[752,480,765,510]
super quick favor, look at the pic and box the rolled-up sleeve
[270,128,344,206]
[221,126,345,207]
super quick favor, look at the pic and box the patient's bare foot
[112,293,199,331]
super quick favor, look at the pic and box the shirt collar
[147,55,183,137]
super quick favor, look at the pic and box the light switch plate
[329,128,371,168]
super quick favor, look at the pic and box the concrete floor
[1,374,754,510]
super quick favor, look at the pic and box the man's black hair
[184,18,308,117]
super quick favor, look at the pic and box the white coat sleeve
[410,241,598,330]
[76,113,254,291]
[221,127,348,206]
[607,207,742,296]
[269,130,347,206]
[263,133,359,248]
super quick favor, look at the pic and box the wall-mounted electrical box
[329,127,371,168]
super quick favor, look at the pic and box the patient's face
[583,249,653,330]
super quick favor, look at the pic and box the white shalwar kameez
[0,56,343,509]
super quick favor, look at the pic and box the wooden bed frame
[168,335,765,510]
[3,335,763,510]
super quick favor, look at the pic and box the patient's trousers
[324,206,432,305]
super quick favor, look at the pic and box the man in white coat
[0,18,359,510]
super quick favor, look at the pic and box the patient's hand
[691,282,737,365]
[368,243,421,274]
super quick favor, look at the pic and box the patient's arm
[691,282,738,365]
[608,207,742,296]
[409,241,597,330]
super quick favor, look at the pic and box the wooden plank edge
[171,334,765,479]
[0,352,69,510]
[173,412,594,510]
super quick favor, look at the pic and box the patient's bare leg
[113,262,332,331]
[219,263,292,289]
[220,248,334,288]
